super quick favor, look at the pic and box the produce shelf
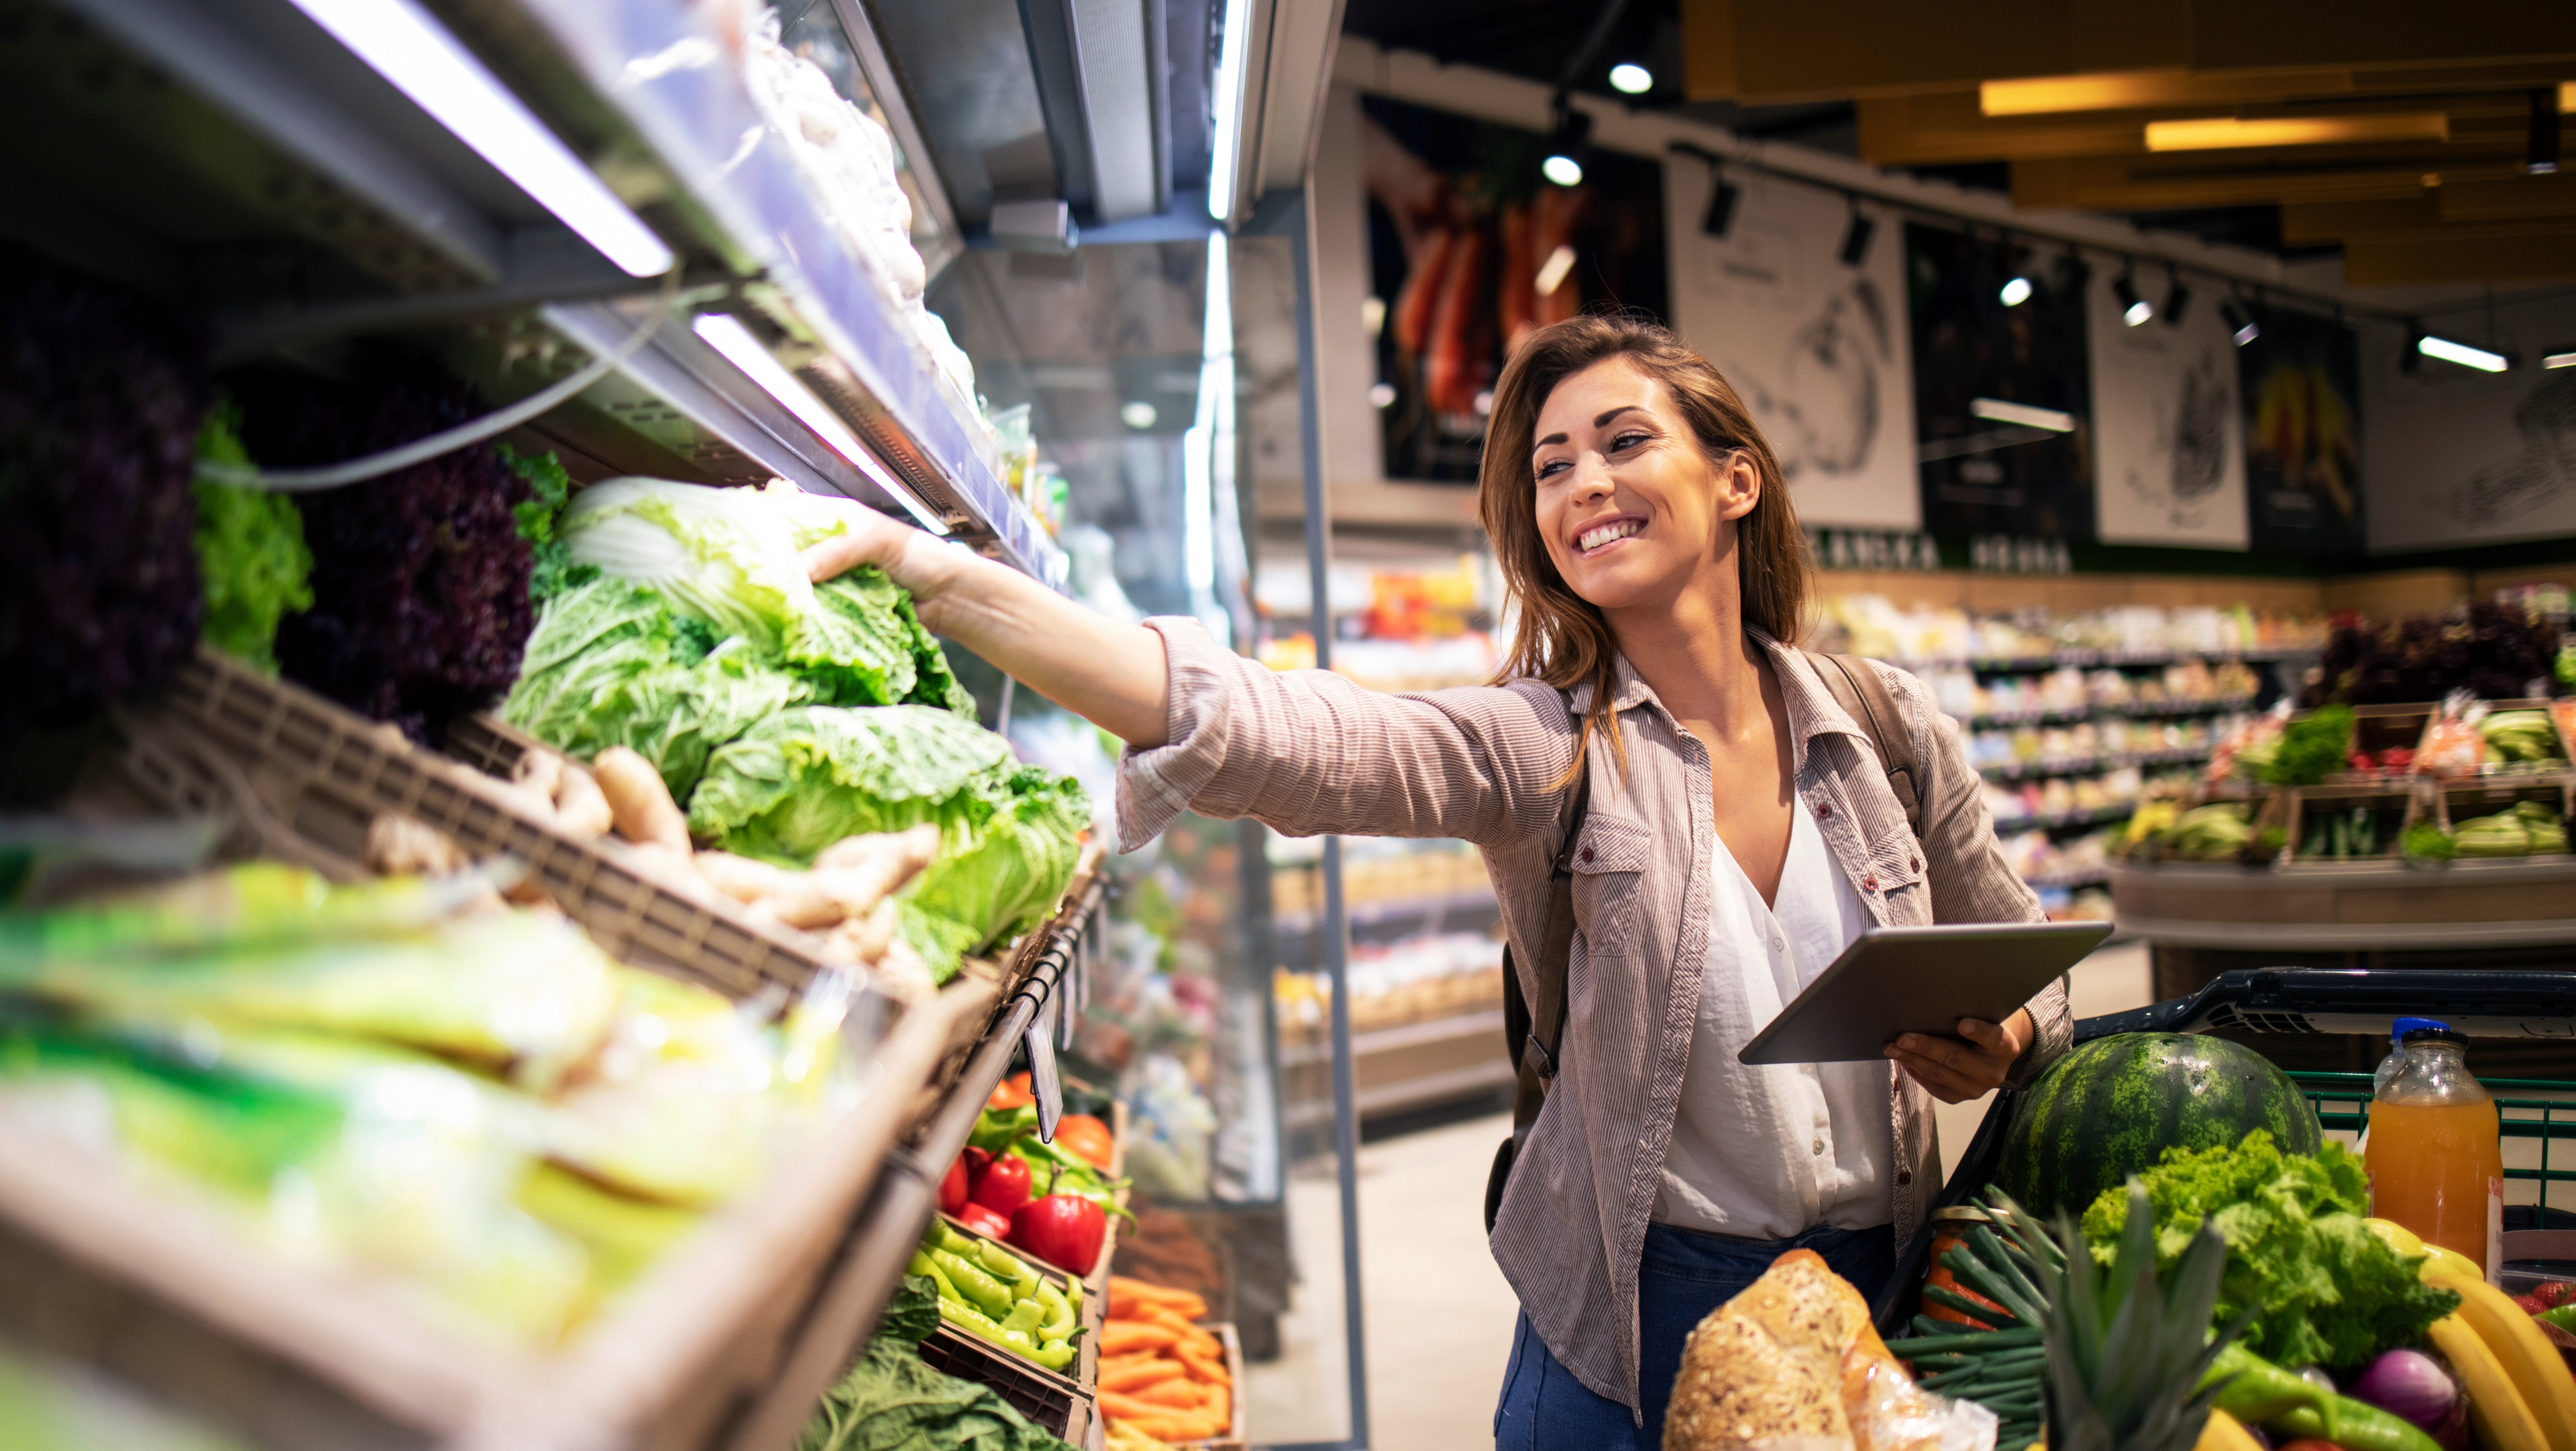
[14,0,1063,583]
[1280,1010,1515,1127]
[2107,857,2576,950]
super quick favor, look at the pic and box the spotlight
[2221,299,2260,347]
[1702,169,1740,238]
[2161,267,2190,327]
[2114,273,2152,327]
[1838,201,1875,266]
[1999,275,2033,307]
[2531,88,2562,176]
[2417,333,2516,373]
[1120,400,1160,429]
[1608,62,1653,95]
[1542,105,1592,188]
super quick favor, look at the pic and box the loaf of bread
[1665,1250,1995,1451]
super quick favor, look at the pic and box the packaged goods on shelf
[1814,596,2326,666]
[1273,929,1504,1039]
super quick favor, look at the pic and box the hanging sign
[1667,166,1920,530]
[2085,260,2250,549]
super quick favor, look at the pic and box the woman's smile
[1575,514,1646,555]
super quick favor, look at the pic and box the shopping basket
[1874,966,2576,1335]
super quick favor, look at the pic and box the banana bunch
[2369,1219,2576,1451]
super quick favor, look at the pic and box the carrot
[1175,1345,1230,1385]
[1102,1350,1169,1373]
[1098,1389,1178,1420]
[1099,1323,1179,1355]
[1198,1382,1232,1424]
[1143,1308,1220,1356]
[1122,1414,1227,1442]
[1134,1380,1204,1410]
[1108,1277,1206,1319]
[1101,1361,1185,1394]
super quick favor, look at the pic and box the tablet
[1736,921,2113,1065]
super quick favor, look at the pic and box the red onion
[2351,1349,2459,1432]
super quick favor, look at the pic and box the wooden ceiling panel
[2441,173,2576,221]
[2342,228,2576,285]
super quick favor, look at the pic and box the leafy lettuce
[193,402,312,670]
[798,1274,1072,1451]
[690,707,1089,976]
[2080,1129,2458,1369]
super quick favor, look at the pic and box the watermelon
[1993,1033,2319,1216]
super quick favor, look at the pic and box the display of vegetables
[2446,802,2569,858]
[911,1220,1082,1372]
[798,1273,1074,1451]
[499,478,1084,979]
[0,861,866,1345]
[0,244,210,743]
[2481,711,2563,766]
[2255,706,2356,787]
[2309,604,2558,708]
[950,1101,1128,1276]
[2152,802,2257,861]
[192,402,312,671]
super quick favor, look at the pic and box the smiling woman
[796,313,2068,1450]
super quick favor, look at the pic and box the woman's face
[1530,355,1758,617]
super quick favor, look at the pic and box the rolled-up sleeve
[1113,617,1571,853]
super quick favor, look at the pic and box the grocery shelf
[1280,1010,1515,1126]
[2107,857,2576,950]
[18,0,1065,584]
[1980,748,2212,781]
[1994,803,2140,832]
[1969,698,2251,727]
[1901,647,2316,675]
[1272,885,1500,940]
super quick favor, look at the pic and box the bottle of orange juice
[2366,1024,2503,1282]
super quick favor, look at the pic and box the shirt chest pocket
[1568,812,1654,959]
[1862,825,1929,919]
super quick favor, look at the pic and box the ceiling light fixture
[2417,333,2516,373]
[2000,275,2033,307]
[285,0,673,276]
[1838,199,1875,267]
[1701,164,1739,238]
[2144,114,2450,151]
[1541,103,1592,188]
[1120,400,1159,430]
[691,314,946,532]
[1535,243,1578,297]
[1205,0,1253,219]
[2530,87,2562,176]
[1971,398,2078,433]
[2161,265,2191,327]
[1608,62,1653,95]
[2221,299,2260,347]
[2542,346,2576,369]
[2114,271,2152,327]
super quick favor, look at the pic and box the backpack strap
[1806,650,1926,846]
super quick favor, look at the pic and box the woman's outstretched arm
[800,505,1172,746]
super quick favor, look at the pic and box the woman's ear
[1713,448,1760,523]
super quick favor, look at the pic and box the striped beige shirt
[1115,618,2072,1415]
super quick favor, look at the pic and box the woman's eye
[1535,458,1568,480]
[1610,431,1649,452]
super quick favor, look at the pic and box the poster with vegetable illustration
[1665,166,1919,529]
[2085,256,2249,550]
[2240,309,2365,556]
[1361,95,1667,483]
[1905,225,2096,541]
[2364,292,2576,551]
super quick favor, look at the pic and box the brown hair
[1478,313,1812,786]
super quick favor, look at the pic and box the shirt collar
[1565,627,1877,780]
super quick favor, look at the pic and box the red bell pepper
[939,1153,970,1216]
[957,1202,1013,1240]
[969,1150,1033,1215]
[1010,1192,1107,1276]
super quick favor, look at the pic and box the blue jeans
[1492,1220,1897,1450]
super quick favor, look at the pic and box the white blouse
[1653,794,1896,1239]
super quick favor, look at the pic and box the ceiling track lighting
[2543,345,2576,370]
[1542,100,1592,188]
[2220,297,2260,347]
[1608,61,1653,95]
[1996,234,2031,306]
[2531,87,2562,176]
[1838,198,1874,267]
[2114,271,2152,327]
[2417,332,2516,373]
[2161,264,2190,327]
[1702,161,1739,238]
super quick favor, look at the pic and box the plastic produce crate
[916,1324,1094,1444]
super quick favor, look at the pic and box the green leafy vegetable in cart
[192,401,311,670]
[2079,1130,2458,1370]
[503,445,597,605]
[797,1273,1075,1451]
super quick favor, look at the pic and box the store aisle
[1351,940,2153,1448]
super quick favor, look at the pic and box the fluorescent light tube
[1206,0,1253,220]
[2416,334,2514,373]
[1971,398,2078,433]
[691,313,947,532]
[286,0,673,277]
[2144,114,2448,152]
[2543,348,2576,369]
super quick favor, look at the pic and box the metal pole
[1285,183,1370,1451]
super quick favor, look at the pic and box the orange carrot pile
[1096,1275,1232,1444]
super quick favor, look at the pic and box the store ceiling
[1340,0,2576,287]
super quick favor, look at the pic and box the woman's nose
[1570,454,1614,504]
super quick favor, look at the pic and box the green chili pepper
[2269,1402,2439,1451]
[1025,1339,1077,1372]
[932,1248,1014,1320]
[976,1239,1036,1292]
[939,1296,1009,1343]
[1002,1297,1046,1335]
[2200,1345,2338,1441]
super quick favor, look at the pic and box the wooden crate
[8,647,1029,1451]
[2284,780,2426,865]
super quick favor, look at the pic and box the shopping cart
[1874,966,2576,1334]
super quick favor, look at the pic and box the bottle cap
[2391,1016,2448,1045]
[2399,1025,2468,1048]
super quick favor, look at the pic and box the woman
[803,316,2071,1447]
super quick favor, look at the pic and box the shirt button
[1910,858,1921,872]
[1815,802,1833,819]
[1897,1170,1913,1186]
[1579,847,1593,863]
[1811,1138,1825,1155]
[1864,876,1879,891]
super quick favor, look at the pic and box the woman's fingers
[1885,1023,2015,1103]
